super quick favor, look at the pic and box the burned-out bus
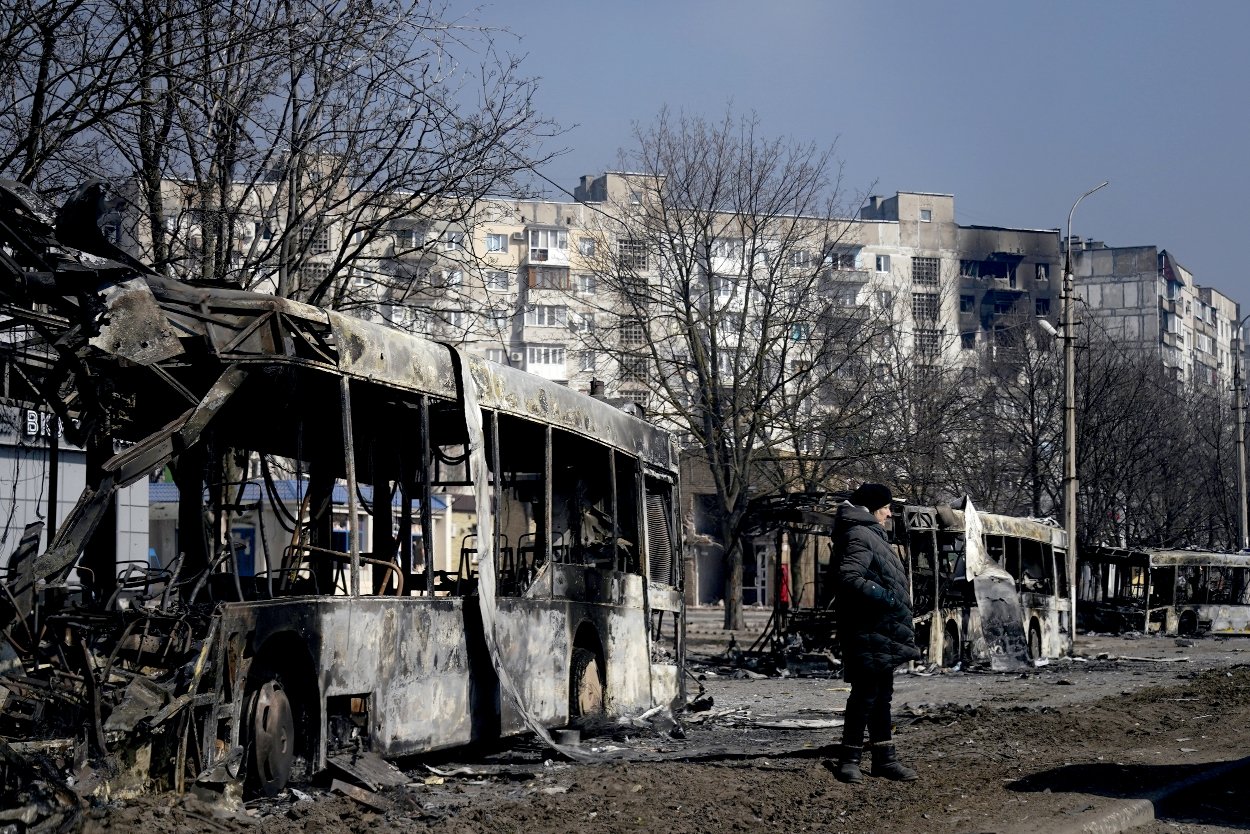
[746,494,1070,669]
[899,502,1071,667]
[1078,547,1250,636]
[0,181,683,798]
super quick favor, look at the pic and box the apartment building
[1071,242,1240,385]
[856,191,1062,365]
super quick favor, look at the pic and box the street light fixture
[1063,181,1107,640]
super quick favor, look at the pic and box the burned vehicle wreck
[0,180,684,806]
[742,492,1070,673]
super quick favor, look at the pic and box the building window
[875,254,891,273]
[826,247,857,271]
[912,256,939,285]
[620,390,648,409]
[876,289,894,309]
[485,306,511,327]
[629,190,643,205]
[301,262,330,289]
[527,266,571,290]
[959,294,976,313]
[525,305,567,326]
[620,355,648,383]
[486,233,508,252]
[1035,298,1051,316]
[577,273,596,295]
[486,270,510,290]
[392,227,415,249]
[618,238,648,271]
[993,298,1015,315]
[438,310,465,329]
[569,312,595,333]
[919,208,932,222]
[620,317,645,347]
[788,250,812,268]
[911,292,940,321]
[960,332,976,350]
[579,237,596,257]
[579,350,597,372]
[712,274,734,300]
[915,328,942,357]
[442,231,465,251]
[527,344,565,367]
[790,323,811,341]
[444,269,463,288]
[485,348,508,364]
[528,229,567,261]
[299,222,331,254]
[1036,264,1049,281]
[713,238,744,260]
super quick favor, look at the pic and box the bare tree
[576,108,855,629]
[2,0,558,315]
[966,308,1063,517]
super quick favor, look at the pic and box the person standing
[831,482,921,783]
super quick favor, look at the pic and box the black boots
[833,745,863,783]
[870,742,918,781]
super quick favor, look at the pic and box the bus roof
[901,504,1067,547]
[1090,548,1250,569]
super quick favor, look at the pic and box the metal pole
[1064,181,1107,637]
[1235,320,1248,550]
[340,376,360,596]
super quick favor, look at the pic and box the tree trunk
[722,537,743,630]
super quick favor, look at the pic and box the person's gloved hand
[866,583,897,609]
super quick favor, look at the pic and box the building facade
[1071,242,1240,386]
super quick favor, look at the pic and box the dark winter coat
[835,504,922,680]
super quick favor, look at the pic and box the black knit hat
[850,482,892,512]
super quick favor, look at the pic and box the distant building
[1071,242,1239,385]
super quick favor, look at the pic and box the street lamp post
[1234,316,1249,550]
[1063,181,1107,640]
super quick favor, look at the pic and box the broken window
[911,292,940,321]
[912,257,939,286]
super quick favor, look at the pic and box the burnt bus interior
[741,494,1067,670]
[1078,549,1250,635]
[0,179,682,803]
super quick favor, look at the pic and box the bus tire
[942,621,961,668]
[569,647,604,719]
[1028,621,1042,661]
[246,678,294,797]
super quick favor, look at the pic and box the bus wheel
[569,647,604,718]
[1178,611,1198,637]
[248,680,295,797]
[942,622,961,668]
[1028,622,1042,661]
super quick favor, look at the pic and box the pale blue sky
[455,0,1250,308]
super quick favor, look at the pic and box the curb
[1026,754,1250,834]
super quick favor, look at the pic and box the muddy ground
[70,634,1250,834]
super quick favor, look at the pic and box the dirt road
[78,633,1250,834]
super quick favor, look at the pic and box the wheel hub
[251,681,294,796]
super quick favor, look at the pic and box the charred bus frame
[1078,547,1250,636]
[0,181,684,797]
[900,503,1071,667]
[744,493,1071,668]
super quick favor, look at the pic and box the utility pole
[1235,318,1248,550]
[1063,182,1107,638]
